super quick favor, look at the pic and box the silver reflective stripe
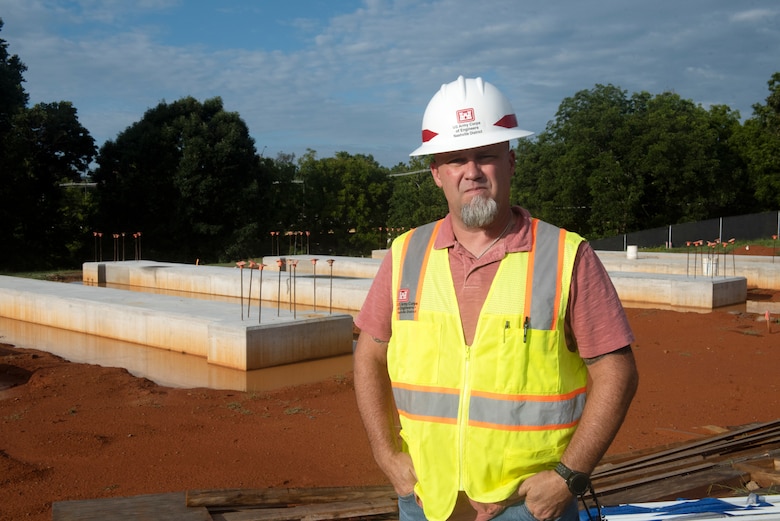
[469,392,585,428]
[530,220,562,330]
[393,386,460,420]
[398,221,440,321]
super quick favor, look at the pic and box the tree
[514,84,637,238]
[0,18,30,268]
[513,84,753,240]
[1,102,96,268]
[0,19,28,136]
[297,150,391,255]
[93,97,264,263]
[735,72,780,210]
[387,156,448,234]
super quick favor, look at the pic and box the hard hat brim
[409,127,534,157]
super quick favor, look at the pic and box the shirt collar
[433,206,534,253]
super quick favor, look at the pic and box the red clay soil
[1,269,779,520]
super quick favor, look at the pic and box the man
[354,76,638,521]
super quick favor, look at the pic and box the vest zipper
[459,344,472,490]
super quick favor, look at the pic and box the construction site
[0,248,779,520]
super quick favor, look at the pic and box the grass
[226,401,252,415]
[0,269,83,282]
[643,238,778,254]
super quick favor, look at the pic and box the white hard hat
[410,76,533,157]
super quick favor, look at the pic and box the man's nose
[463,160,483,179]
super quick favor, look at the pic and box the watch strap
[554,462,591,496]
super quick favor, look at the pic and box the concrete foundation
[83,260,374,313]
[0,274,353,371]
[609,272,746,309]
[84,254,756,313]
[595,250,779,290]
[2,250,772,385]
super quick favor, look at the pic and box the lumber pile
[185,485,398,521]
[183,421,780,520]
[53,421,780,520]
[591,419,780,505]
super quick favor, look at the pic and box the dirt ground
[1,250,779,521]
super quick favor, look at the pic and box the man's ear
[430,162,444,188]
[508,149,516,177]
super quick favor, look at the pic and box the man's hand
[377,450,418,496]
[516,470,572,521]
[354,331,418,495]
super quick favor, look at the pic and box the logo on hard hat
[457,108,475,123]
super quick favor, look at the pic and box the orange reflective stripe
[392,382,460,424]
[397,411,459,425]
[523,219,539,320]
[396,220,442,321]
[393,381,460,395]
[529,220,566,330]
[414,220,442,320]
[469,387,586,430]
[470,386,587,402]
[468,418,581,432]
[551,227,567,330]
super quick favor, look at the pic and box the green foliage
[297,150,391,255]
[0,19,28,135]
[0,15,778,266]
[386,156,448,232]
[0,101,96,269]
[734,72,780,210]
[513,84,751,240]
[92,96,265,263]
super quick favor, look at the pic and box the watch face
[569,472,590,495]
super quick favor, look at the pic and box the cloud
[1,0,778,166]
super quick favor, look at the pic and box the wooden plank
[187,485,396,508]
[702,424,731,434]
[53,491,212,521]
[734,462,780,487]
[597,467,751,505]
[211,498,397,521]
[594,421,780,478]
[594,461,720,495]
[592,455,708,489]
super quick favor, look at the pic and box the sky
[1,0,779,168]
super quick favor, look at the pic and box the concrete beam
[0,275,353,371]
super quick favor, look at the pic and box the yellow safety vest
[388,218,587,521]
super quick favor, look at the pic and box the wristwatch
[554,462,591,496]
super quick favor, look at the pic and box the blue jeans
[398,493,580,521]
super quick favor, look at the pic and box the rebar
[276,259,283,316]
[327,258,335,315]
[247,260,256,318]
[311,258,319,312]
[258,264,266,324]
[290,259,299,319]
[236,261,246,320]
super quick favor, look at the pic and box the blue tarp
[580,496,774,521]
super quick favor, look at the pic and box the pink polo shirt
[355,206,634,357]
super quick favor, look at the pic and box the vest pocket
[501,444,563,482]
[389,320,449,384]
[492,327,562,393]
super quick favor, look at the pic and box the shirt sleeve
[566,242,635,358]
[354,252,394,342]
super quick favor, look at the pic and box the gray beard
[461,195,498,228]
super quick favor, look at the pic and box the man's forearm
[353,332,398,464]
[561,347,639,474]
